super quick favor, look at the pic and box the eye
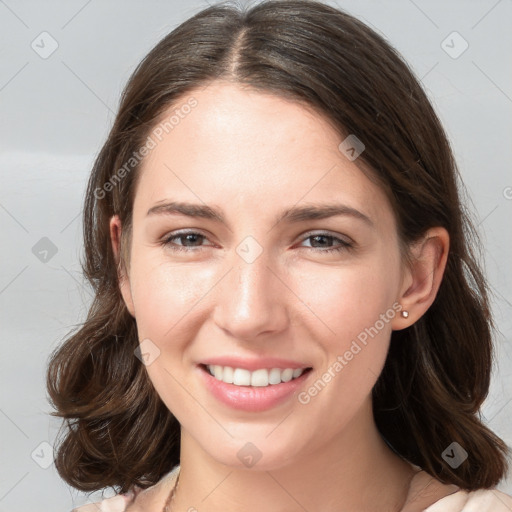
[160,230,354,254]
[161,230,213,252]
[299,232,354,254]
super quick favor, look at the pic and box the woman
[47,1,512,510]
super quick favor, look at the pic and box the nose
[212,249,289,341]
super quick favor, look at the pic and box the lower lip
[197,365,313,412]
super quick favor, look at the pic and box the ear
[392,227,449,330]
[110,215,135,317]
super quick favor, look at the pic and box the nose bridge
[213,241,287,339]
[236,251,271,305]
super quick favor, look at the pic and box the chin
[200,434,307,472]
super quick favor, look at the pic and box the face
[114,81,408,470]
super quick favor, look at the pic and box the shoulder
[71,490,139,512]
[425,488,512,511]
[402,468,512,512]
[71,466,180,512]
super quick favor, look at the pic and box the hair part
[47,0,509,494]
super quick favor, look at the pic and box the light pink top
[73,465,512,511]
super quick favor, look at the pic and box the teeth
[206,365,307,387]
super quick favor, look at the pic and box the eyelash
[160,230,353,254]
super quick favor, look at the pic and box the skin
[110,81,450,511]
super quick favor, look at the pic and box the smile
[205,364,312,387]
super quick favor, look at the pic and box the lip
[199,356,312,371]
[197,364,313,412]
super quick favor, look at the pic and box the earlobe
[392,227,449,330]
[109,215,136,317]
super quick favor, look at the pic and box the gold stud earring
[401,310,409,318]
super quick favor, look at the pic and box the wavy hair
[47,0,509,494]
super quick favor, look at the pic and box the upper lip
[199,356,312,371]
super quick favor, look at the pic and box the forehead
[133,81,393,226]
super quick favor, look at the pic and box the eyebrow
[146,201,374,227]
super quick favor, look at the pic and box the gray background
[0,0,511,509]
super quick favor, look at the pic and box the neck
[172,399,415,512]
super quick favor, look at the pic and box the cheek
[129,252,218,337]
[290,257,402,403]
[291,263,400,416]
[291,258,400,340]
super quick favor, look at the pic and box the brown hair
[47,0,509,494]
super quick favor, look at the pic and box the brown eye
[162,231,211,251]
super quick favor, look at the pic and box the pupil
[313,235,329,247]
[184,234,201,246]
